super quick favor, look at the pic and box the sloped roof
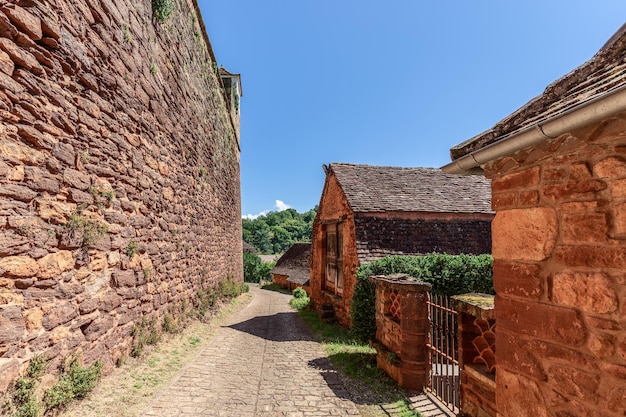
[243,241,256,254]
[329,163,493,214]
[270,243,311,285]
[451,23,626,160]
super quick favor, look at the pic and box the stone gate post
[371,273,432,391]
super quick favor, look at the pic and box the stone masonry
[371,274,432,392]
[0,0,242,391]
[487,114,626,417]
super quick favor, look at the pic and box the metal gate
[426,293,460,414]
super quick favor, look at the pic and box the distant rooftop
[270,243,311,285]
[328,163,493,214]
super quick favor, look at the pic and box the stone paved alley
[142,286,361,416]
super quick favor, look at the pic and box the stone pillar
[452,294,497,417]
[371,273,432,391]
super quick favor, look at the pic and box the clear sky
[197,1,626,218]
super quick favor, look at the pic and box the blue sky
[197,1,626,218]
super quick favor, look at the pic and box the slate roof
[329,163,493,214]
[451,23,626,160]
[270,243,311,286]
[243,241,256,254]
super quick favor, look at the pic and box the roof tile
[329,163,492,214]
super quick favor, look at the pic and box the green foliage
[121,24,132,43]
[242,207,316,254]
[289,288,310,309]
[162,314,177,334]
[196,287,218,317]
[4,355,48,417]
[126,240,139,257]
[297,309,420,415]
[66,210,108,247]
[43,358,103,411]
[13,378,36,405]
[149,57,157,74]
[292,287,307,298]
[243,252,274,283]
[13,398,40,417]
[289,295,310,310]
[131,318,159,358]
[152,0,175,23]
[26,355,46,379]
[218,276,242,298]
[351,254,493,342]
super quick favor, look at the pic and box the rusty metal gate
[426,293,460,414]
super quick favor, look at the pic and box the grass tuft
[297,309,421,416]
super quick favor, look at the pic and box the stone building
[270,242,311,293]
[443,23,626,417]
[0,0,242,391]
[309,163,493,327]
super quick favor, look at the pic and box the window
[324,222,343,296]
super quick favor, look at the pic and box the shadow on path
[225,311,317,342]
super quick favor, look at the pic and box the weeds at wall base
[2,354,102,417]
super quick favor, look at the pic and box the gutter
[441,84,626,175]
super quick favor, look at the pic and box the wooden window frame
[323,221,343,297]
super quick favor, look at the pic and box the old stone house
[443,23,626,417]
[270,243,311,294]
[0,0,242,392]
[309,163,493,327]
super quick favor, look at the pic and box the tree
[242,207,316,254]
[243,252,274,283]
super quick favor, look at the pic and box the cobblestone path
[143,286,361,416]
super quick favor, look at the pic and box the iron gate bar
[426,293,460,414]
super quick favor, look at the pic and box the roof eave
[442,83,626,175]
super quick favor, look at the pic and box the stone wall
[0,0,242,391]
[310,172,358,327]
[452,294,496,417]
[371,274,431,391]
[354,213,492,262]
[485,113,626,417]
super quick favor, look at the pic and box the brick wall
[485,113,626,417]
[0,0,242,390]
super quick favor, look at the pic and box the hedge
[350,254,493,342]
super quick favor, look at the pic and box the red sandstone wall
[485,114,626,417]
[272,273,288,288]
[0,0,242,390]
[310,173,358,327]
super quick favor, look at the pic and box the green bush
[152,0,174,23]
[218,276,242,298]
[292,287,307,298]
[350,254,493,342]
[43,358,103,411]
[289,294,310,310]
[243,252,274,283]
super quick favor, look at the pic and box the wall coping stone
[465,363,496,387]
[451,293,495,320]
[370,273,432,292]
